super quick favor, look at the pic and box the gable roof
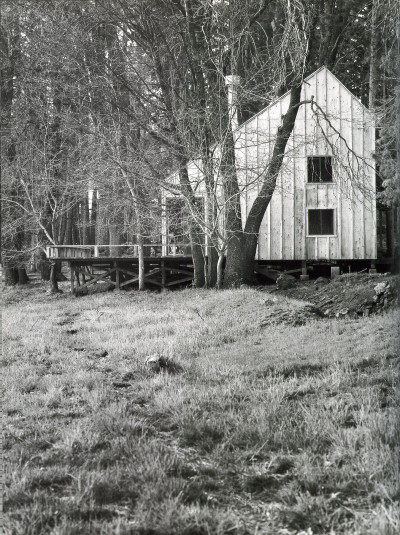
[236,66,372,132]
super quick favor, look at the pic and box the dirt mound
[271,273,399,319]
[260,300,324,327]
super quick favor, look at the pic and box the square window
[308,209,334,235]
[308,157,333,183]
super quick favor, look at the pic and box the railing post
[94,245,99,257]
[70,264,75,294]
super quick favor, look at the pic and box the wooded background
[1,0,399,287]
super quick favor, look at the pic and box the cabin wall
[166,67,376,262]
[237,67,376,261]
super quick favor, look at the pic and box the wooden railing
[46,243,192,259]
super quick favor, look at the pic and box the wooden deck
[46,245,388,294]
[67,256,195,293]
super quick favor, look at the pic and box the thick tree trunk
[220,130,244,287]
[206,245,218,287]
[40,261,51,281]
[49,262,61,293]
[4,267,18,286]
[216,254,224,290]
[178,164,206,287]
[242,85,303,283]
[224,235,244,287]
[17,268,29,284]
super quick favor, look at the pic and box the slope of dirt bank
[266,272,399,319]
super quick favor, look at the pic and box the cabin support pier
[300,261,309,281]
[369,261,377,274]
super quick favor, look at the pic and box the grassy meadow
[2,282,400,534]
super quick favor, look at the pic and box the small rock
[66,329,78,335]
[145,354,183,374]
[276,274,296,290]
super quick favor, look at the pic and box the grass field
[3,281,400,534]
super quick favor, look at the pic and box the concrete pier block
[331,266,340,279]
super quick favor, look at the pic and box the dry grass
[2,281,400,534]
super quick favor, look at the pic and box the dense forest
[1,0,399,287]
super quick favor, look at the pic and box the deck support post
[300,261,309,281]
[369,261,377,274]
[114,262,120,290]
[161,260,166,289]
[70,264,75,294]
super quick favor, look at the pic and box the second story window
[308,156,333,183]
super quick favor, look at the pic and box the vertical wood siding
[236,66,375,261]
[178,67,376,261]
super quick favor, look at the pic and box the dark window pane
[307,157,333,183]
[308,209,334,235]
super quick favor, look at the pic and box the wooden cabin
[47,67,388,293]
[164,66,385,269]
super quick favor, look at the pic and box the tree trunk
[4,267,18,286]
[72,205,81,245]
[138,235,145,291]
[216,254,224,290]
[206,245,218,287]
[17,268,29,284]
[109,224,121,257]
[81,195,91,245]
[49,262,61,293]
[65,208,73,244]
[178,163,206,287]
[369,0,378,110]
[224,235,244,287]
[57,212,67,245]
[190,234,205,288]
[40,261,51,281]
[241,85,303,283]
[220,130,244,287]
[90,190,97,244]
